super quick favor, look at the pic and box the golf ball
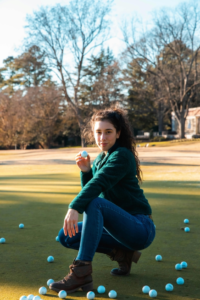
[149,290,157,297]
[176,277,184,285]
[19,223,24,229]
[58,290,67,298]
[184,219,189,224]
[86,291,95,299]
[47,256,54,262]
[0,237,6,243]
[20,297,27,300]
[81,150,88,158]
[155,255,162,261]
[165,284,173,291]
[33,297,41,300]
[108,290,117,298]
[142,286,150,293]
[175,263,182,270]
[56,236,59,242]
[27,295,34,300]
[47,279,54,286]
[181,261,188,268]
[184,227,190,232]
[97,285,106,293]
[39,286,47,295]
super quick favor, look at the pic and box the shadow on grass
[0,177,200,299]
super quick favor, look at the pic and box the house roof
[187,107,200,117]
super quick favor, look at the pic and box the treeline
[0,0,200,149]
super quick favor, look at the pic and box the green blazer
[69,140,152,215]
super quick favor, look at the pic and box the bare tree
[123,1,200,138]
[25,0,113,146]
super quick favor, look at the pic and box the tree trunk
[158,101,163,135]
[180,116,185,139]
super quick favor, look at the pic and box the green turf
[0,165,200,300]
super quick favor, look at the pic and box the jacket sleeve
[68,151,129,213]
[80,169,93,188]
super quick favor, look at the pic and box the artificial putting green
[0,164,200,300]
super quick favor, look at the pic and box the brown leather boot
[107,248,141,276]
[49,259,93,293]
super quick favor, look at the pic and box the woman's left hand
[63,209,79,237]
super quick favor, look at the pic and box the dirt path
[0,142,199,166]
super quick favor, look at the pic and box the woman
[50,108,155,294]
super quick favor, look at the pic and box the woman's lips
[101,143,107,146]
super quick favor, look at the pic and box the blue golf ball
[33,296,41,300]
[58,290,67,298]
[56,236,59,242]
[181,261,188,269]
[165,284,173,291]
[47,255,54,262]
[27,295,34,300]
[19,223,24,229]
[108,290,117,298]
[47,278,54,286]
[176,277,184,285]
[184,219,189,224]
[39,286,47,295]
[142,286,150,293]
[155,255,162,261]
[81,150,88,158]
[175,263,182,270]
[87,291,95,299]
[0,237,6,244]
[97,285,106,293]
[20,296,27,300]
[184,227,190,232]
[149,289,157,297]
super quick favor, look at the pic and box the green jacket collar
[95,139,120,169]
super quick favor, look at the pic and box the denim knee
[58,228,72,248]
[86,197,102,211]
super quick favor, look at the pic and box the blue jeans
[58,197,156,261]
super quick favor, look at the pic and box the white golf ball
[0,237,6,243]
[155,255,162,261]
[142,286,150,293]
[108,290,117,298]
[58,290,67,298]
[181,261,188,268]
[176,277,184,285]
[184,219,189,224]
[27,295,34,300]
[20,296,27,300]
[149,289,157,297]
[47,278,54,286]
[165,283,173,291]
[86,291,95,299]
[175,263,182,270]
[47,256,54,262]
[56,236,59,242]
[33,297,41,300]
[39,286,47,295]
[19,223,24,229]
[81,150,88,158]
[97,285,106,293]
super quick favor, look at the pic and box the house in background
[171,107,200,138]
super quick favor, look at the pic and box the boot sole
[49,281,93,294]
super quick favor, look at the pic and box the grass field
[0,151,200,300]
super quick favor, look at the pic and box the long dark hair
[89,107,143,183]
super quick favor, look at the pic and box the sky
[0,0,190,67]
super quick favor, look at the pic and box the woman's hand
[75,152,91,173]
[63,209,79,237]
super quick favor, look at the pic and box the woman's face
[94,120,120,154]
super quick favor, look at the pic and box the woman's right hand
[75,152,91,173]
